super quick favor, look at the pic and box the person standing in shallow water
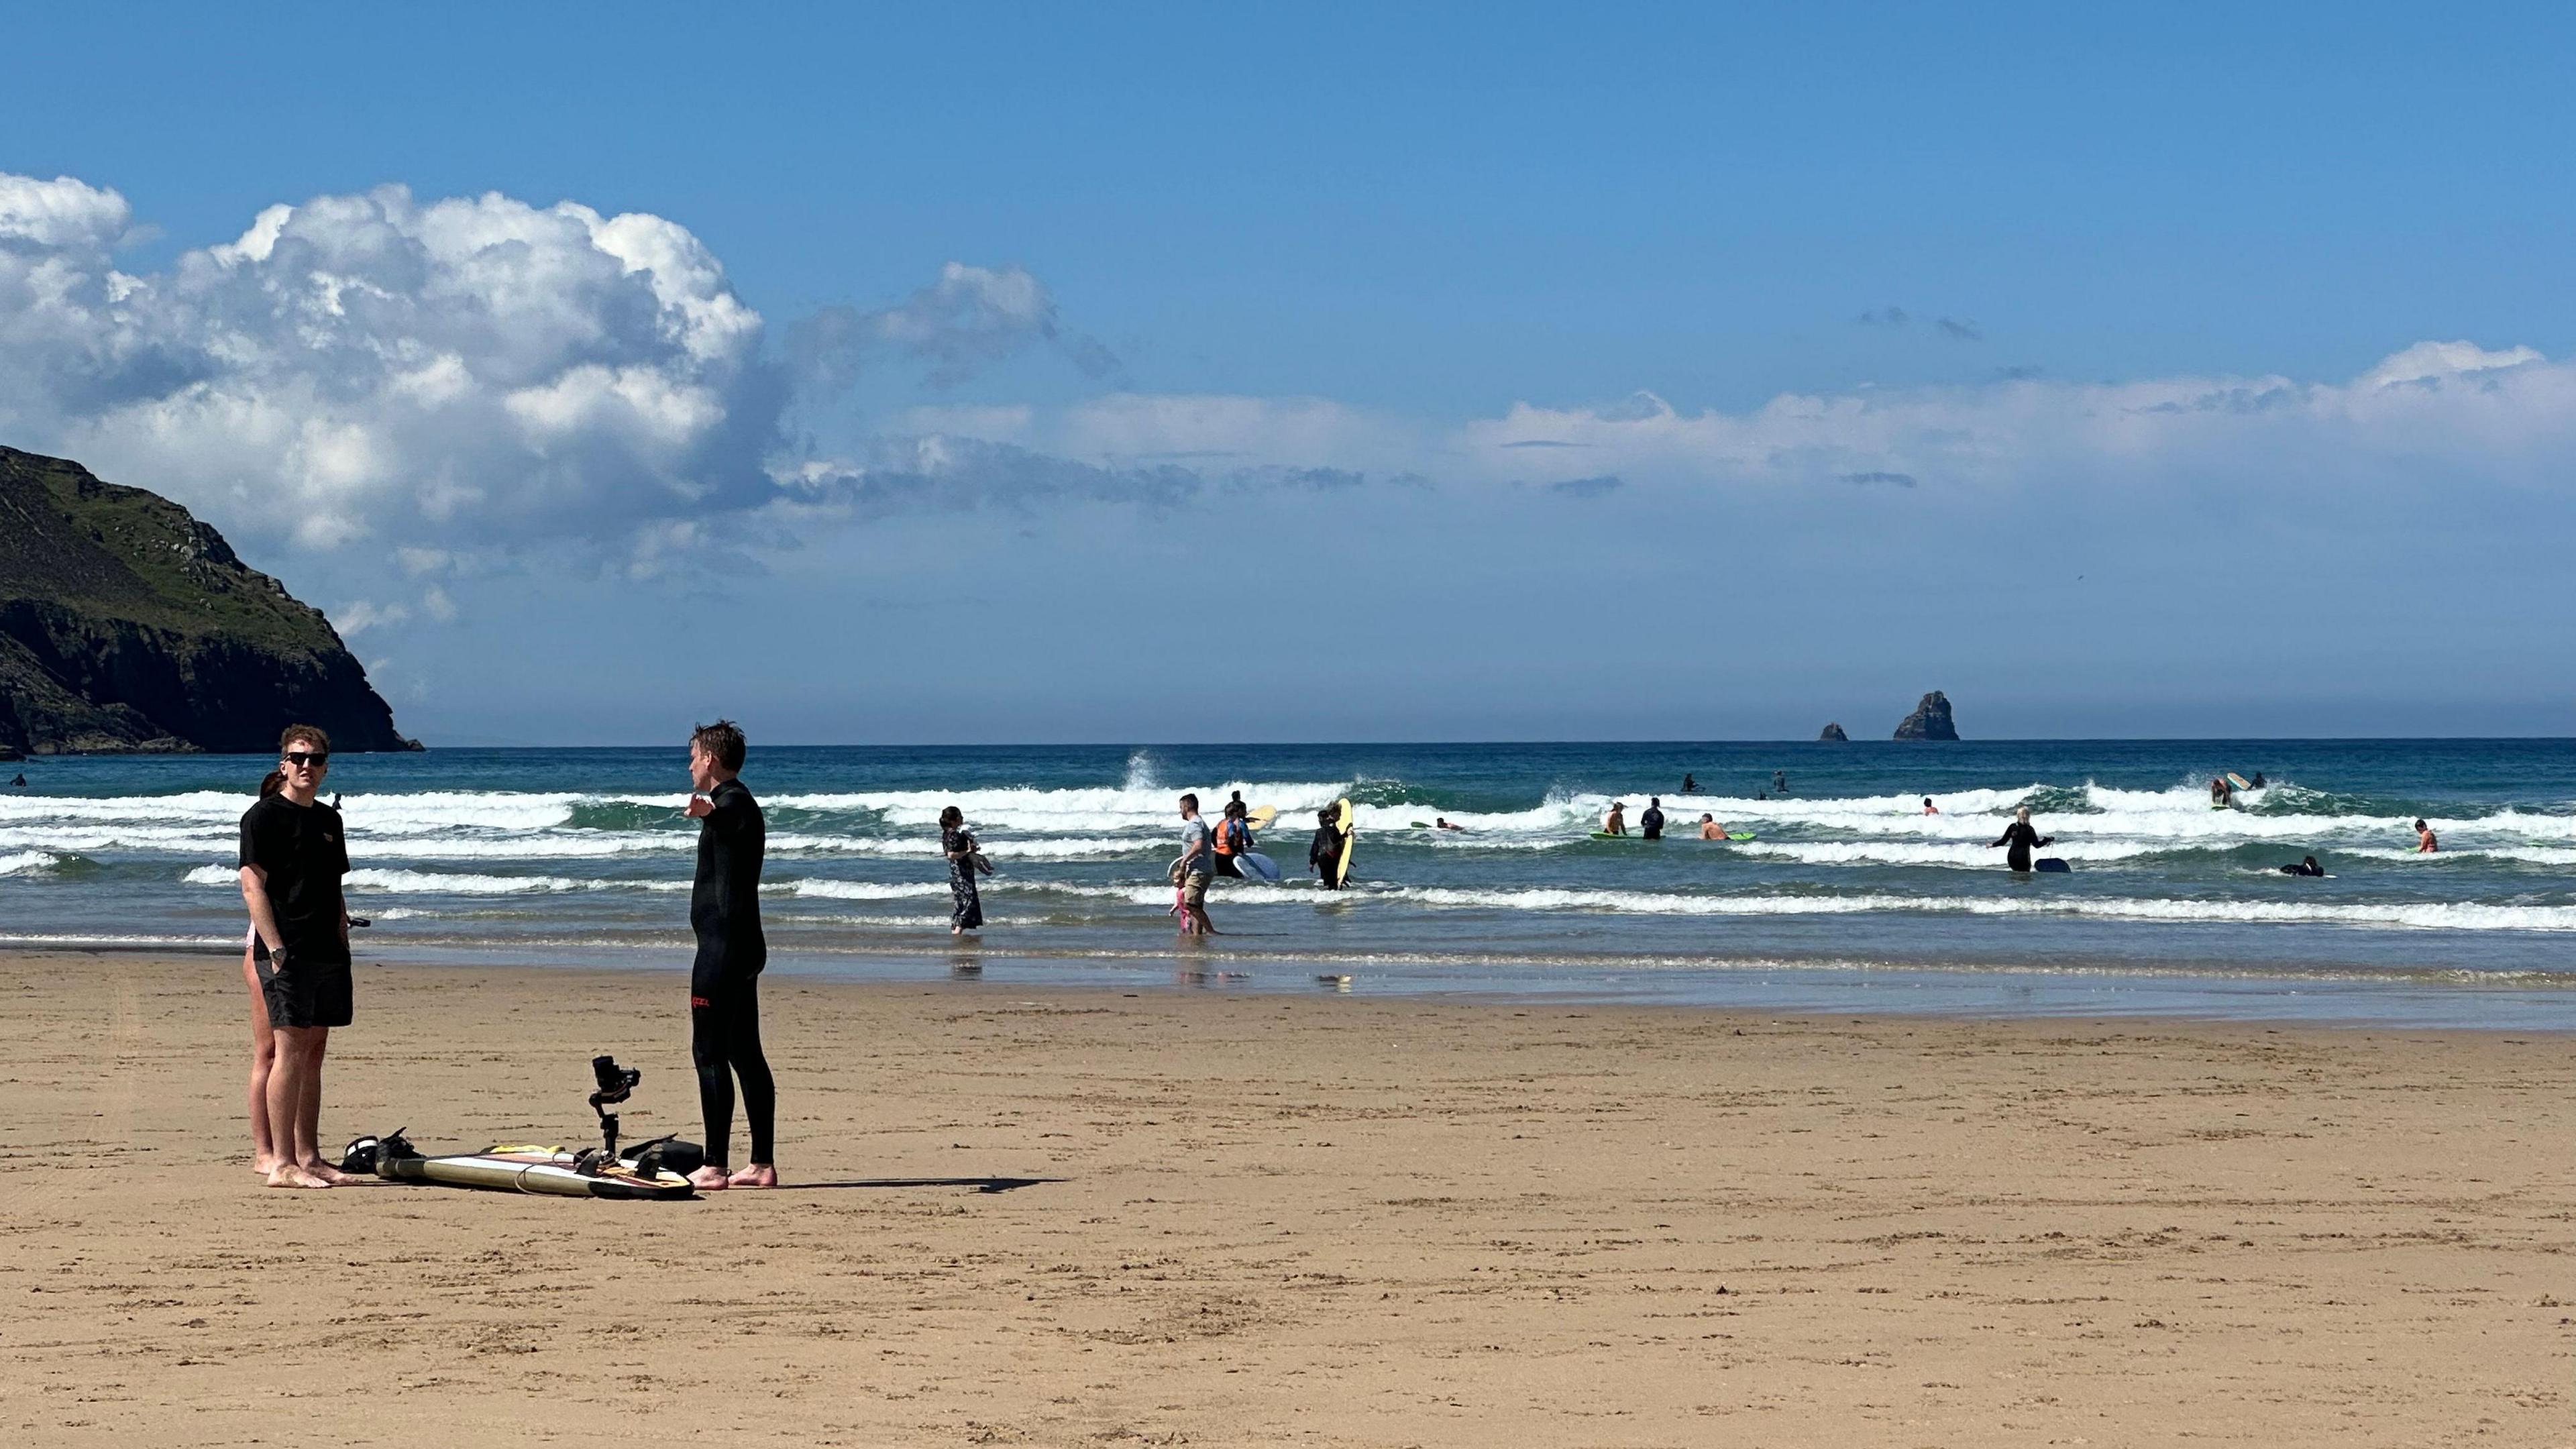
[1989,805,2054,872]
[939,805,985,934]
[683,720,776,1190]
[1309,808,1346,890]
[1175,793,1217,933]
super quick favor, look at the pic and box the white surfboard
[1235,851,1282,882]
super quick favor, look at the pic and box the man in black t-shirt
[237,724,354,1189]
[683,719,775,1190]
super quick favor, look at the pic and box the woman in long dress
[939,806,984,934]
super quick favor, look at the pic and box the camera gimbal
[588,1054,641,1159]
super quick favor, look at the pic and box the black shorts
[257,949,353,1029]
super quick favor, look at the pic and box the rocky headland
[0,447,416,755]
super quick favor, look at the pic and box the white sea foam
[778,880,949,901]
[1731,839,2162,868]
[0,849,60,875]
[1377,885,2576,932]
[772,780,1353,830]
[182,863,691,895]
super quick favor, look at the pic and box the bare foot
[727,1163,778,1188]
[265,1163,332,1189]
[252,1157,283,1176]
[686,1165,731,1191]
[300,1160,363,1185]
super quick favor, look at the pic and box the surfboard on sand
[365,1137,695,1200]
[2035,858,2072,873]
[1235,851,1282,882]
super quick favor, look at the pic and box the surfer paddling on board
[237,726,357,1189]
[1988,805,2055,873]
[684,720,777,1189]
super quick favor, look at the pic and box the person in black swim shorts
[684,719,777,1189]
[237,724,356,1189]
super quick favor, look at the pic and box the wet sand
[2,948,2572,1446]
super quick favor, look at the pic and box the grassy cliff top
[0,447,348,655]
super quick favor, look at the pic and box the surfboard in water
[2035,858,2072,873]
[1328,798,1355,886]
[2226,773,2253,791]
[1235,851,1282,882]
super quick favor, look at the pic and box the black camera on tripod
[590,1054,641,1106]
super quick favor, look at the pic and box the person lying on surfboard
[1434,817,1466,831]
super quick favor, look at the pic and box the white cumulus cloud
[0,173,779,553]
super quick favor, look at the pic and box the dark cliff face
[0,447,418,755]
[1892,690,1960,741]
[1818,722,1849,741]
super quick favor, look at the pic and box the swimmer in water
[2415,818,2438,853]
[1601,801,1627,836]
[1988,805,2054,872]
[1921,797,1938,815]
[1434,816,1465,832]
[1698,814,1728,841]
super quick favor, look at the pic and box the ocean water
[5,741,2575,1027]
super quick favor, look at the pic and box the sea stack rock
[0,446,419,755]
[1818,722,1848,741]
[1892,691,1959,741]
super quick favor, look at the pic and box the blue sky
[5,3,2575,741]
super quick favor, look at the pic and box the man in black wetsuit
[1640,797,1666,840]
[683,719,775,1189]
[1988,805,2054,872]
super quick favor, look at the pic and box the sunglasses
[284,751,329,767]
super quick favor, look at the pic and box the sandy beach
[2,949,2571,1447]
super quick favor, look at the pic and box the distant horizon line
[382,733,2576,753]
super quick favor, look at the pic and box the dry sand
[1,949,2572,1447]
